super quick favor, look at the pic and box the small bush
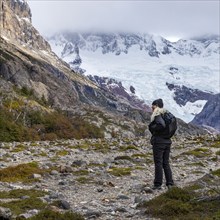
[165,187,193,202]
[143,186,220,220]
[0,162,44,182]
[0,105,104,142]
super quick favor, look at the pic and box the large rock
[192,93,220,131]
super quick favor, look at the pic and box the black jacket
[149,109,172,145]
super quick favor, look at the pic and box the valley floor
[0,137,219,219]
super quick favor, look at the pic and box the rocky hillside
[0,0,148,140]
[0,0,209,141]
[0,136,219,219]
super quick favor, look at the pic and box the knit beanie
[152,98,164,108]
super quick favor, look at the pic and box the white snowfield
[48,33,220,123]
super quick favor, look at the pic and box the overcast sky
[27,0,220,41]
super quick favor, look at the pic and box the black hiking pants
[153,143,174,186]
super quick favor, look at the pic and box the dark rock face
[192,93,220,131]
[166,83,213,106]
[88,75,150,112]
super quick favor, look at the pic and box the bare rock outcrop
[0,0,51,51]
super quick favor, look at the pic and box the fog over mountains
[48,32,220,127]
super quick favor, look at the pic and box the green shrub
[143,187,220,220]
[0,105,104,141]
[165,187,193,202]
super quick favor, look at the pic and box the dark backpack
[162,112,177,138]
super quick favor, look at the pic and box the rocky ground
[0,136,220,219]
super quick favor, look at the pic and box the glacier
[48,33,220,123]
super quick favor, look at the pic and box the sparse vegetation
[11,144,27,152]
[210,140,220,148]
[0,104,104,142]
[114,155,133,161]
[107,167,132,176]
[56,150,69,156]
[76,176,94,184]
[142,186,220,220]
[0,162,44,182]
[215,150,220,156]
[183,147,212,158]
[0,189,47,199]
[73,170,89,176]
[0,197,46,215]
[120,145,139,151]
[211,168,220,177]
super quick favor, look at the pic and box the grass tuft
[183,148,212,158]
[0,162,44,182]
[107,167,132,176]
[0,197,46,215]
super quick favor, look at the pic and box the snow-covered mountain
[48,32,220,123]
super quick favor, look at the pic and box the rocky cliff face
[0,0,51,51]
[192,93,220,132]
[166,82,213,106]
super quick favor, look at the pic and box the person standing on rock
[148,98,175,190]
